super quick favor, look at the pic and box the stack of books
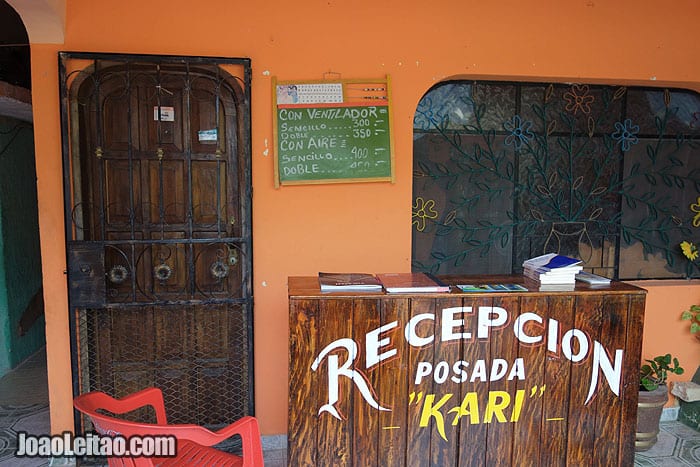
[522,253,583,285]
[318,272,451,293]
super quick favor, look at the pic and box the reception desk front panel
[288,277,646,466]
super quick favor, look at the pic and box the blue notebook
[522,253,582,272]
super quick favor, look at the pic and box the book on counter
[457,283,528,293]
[318,272,383,292]
[522,253,582,284]
[538,283,576,292]
[575,271,611,285]
[376,272,451,293]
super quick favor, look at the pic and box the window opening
[412,81,700,279]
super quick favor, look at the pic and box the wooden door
[60,54,253,426]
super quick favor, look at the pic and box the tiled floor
[0,349,286,466]
[1,348,698,466]
[635,421,700,466]
[0,349,50,467]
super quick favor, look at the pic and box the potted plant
[681,304,700,335]
[636,354,684,451]
[678,304,700,429]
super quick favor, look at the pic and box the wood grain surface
[288,276,646,466]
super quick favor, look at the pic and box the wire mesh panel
[75,304,250,425]
[59,53,253,431]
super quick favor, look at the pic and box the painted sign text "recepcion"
[311,306,622,420]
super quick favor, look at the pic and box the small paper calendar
[276,83,344,104]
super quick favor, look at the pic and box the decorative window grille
[412,81,700,279]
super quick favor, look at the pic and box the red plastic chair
[73,387,264,466]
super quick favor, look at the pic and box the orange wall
[25,0,700,435]
[630,280,700,403]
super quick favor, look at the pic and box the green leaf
[441,162,456,175]
[641,380,657,391]
[475,103,486,120]
[455,252,467,267]
[654,115,663,133]
[532,104,545,120]
[417,161,433,176]
[500,232,510,248]
[622,229,631,244]
[669,156,684,167]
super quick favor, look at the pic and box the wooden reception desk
[288,276,646,466]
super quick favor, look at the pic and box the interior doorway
[0,0,44,379]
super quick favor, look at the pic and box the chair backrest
[74,388,263,467]
[72,396,172,467]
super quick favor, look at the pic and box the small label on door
[154,106,175,121]
[198,129,218,142]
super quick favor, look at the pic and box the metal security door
[59,53,253,427]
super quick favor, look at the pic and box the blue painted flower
[612,118,640,152]
[414,96,439,130]
[503,115,534,150]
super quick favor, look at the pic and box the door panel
[148,160,186,224]
[102,90,133,153]
[192,161,227,225]
[60,54,253,428]
[104,159,141,226]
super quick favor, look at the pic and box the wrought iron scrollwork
[210,260,229,279]
[153,263,173,282]
[208,245,238,280]
[108,265,129,284]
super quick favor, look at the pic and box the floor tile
[634,421,700,466]
[2,348,699,466]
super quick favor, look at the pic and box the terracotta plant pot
[636,385,668,451]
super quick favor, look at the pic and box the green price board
[273,77,394,186]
